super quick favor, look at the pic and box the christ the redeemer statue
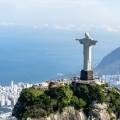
[76,32,97,80]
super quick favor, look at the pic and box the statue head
[85,32,93,40]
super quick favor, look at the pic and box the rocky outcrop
[90,103,117,120]
[27,107,87,120]
[91,103,110,120]
[27,104,117,120]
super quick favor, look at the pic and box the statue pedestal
[80,70,93,80]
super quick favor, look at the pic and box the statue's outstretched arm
[91,40,97,45]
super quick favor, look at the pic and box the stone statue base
[80,70,93,80]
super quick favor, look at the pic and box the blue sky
[0,0,120,32]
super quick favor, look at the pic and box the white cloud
[0,22,16,26]
[53,24,76,31]
[1,21,120,33]
[32,24,49,29]
[106,26,120,32]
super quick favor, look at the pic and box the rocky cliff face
[27,104,115,120]
[91,103,111,120]
[27,107,86,120]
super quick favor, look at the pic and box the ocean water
[0,26,120,85]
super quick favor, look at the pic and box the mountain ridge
[96,47,120,75]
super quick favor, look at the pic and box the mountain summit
[96,47,120,75]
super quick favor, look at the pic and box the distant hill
[96,47,120,75]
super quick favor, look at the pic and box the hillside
[96,47,120,75]
[12,81,120,120]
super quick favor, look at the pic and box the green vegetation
[106,87,120,117]
[74,84,105,104]
[12,83,120,119]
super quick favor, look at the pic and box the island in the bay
[12,33,120,120]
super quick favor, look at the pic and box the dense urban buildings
[0,81,32,119]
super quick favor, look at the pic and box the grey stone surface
[80,70,93,80]
[27,107,87,120]
[91,103,111,120]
